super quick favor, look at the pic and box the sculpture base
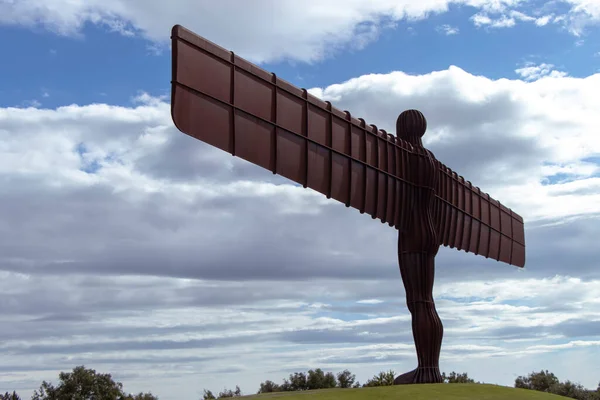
[394,367,443,385]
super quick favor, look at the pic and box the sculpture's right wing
[432,161,526,267]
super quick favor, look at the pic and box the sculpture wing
[171,25,416,229]
[432,161,526,267]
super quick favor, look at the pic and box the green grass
[245,384,572,400]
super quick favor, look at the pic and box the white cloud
[0,0,454,63]
[357,299,385,304]
[471,12,517,28]
[535,15,553,26]
[562,0,600,35]
[436,24,460,35]
[1,0,599,64]
[470,2,600,33]
[21,99,41,108]
[2,64,600,399]
[514,62,569,81]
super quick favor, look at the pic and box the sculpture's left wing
[432,161,526,268]
[170,24,417,229]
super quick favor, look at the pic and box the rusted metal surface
[170,24,527,384]
[393,110,444,384]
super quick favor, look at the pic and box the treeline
[202,368,477,398]
[515,370,600,400]
[3,366,600,400]
[1,366,159,400]
[202,369,599,400]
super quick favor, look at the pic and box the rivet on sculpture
[169,25,526,385]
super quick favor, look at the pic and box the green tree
[336,370,356,388]
[31,366,127,400]
[515,370,560,393]
[257,380,281,394]
[323,371,337,389]
[442,371,475,384]
[216,386,241,398]
[306,369,336,390]
[306,369,325,390]
[1,392,21,400]
[202,389,216,400]
[363,370,395,387]
[549,380,590,400]
[287,372,308,391]
[280,379,292,392]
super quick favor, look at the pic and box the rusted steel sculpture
[169,25,526,384]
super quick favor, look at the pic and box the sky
[0,0,600,399]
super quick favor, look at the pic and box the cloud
[357,299,385,304]
[2,64,600,399]
[471,13,517,28]
[21,99,41,108]
[514,62,569,81]
[1,0,599,64]
[436,24,460,35]
[562,0,600,35]
[535,14,553,26]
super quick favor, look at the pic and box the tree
[1,392,21,400]
[306,369,336,390]
[336,370,356,389]
[363,370,395,387]
[442,371,475,384]
[513,370,600,400]
[31,365,127,400]
[257,380,281,394]
[279,379,292,392]
[515,370,560,393]
[217,386,241,398]
[202,389,216,400]
[287,372,308,391]
[323,371,337,389]
[550,380,590,400]
[306,369,325,390]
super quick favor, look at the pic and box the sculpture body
[394,111,444,383]
[169,25,526,384]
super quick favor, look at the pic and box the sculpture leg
[395,252,443,384]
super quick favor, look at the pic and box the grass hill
[247,384,572,399]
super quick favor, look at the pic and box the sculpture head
[396,109,427,147]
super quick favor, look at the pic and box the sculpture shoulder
[424,148,438,162]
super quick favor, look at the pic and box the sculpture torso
[396,111,440,256]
